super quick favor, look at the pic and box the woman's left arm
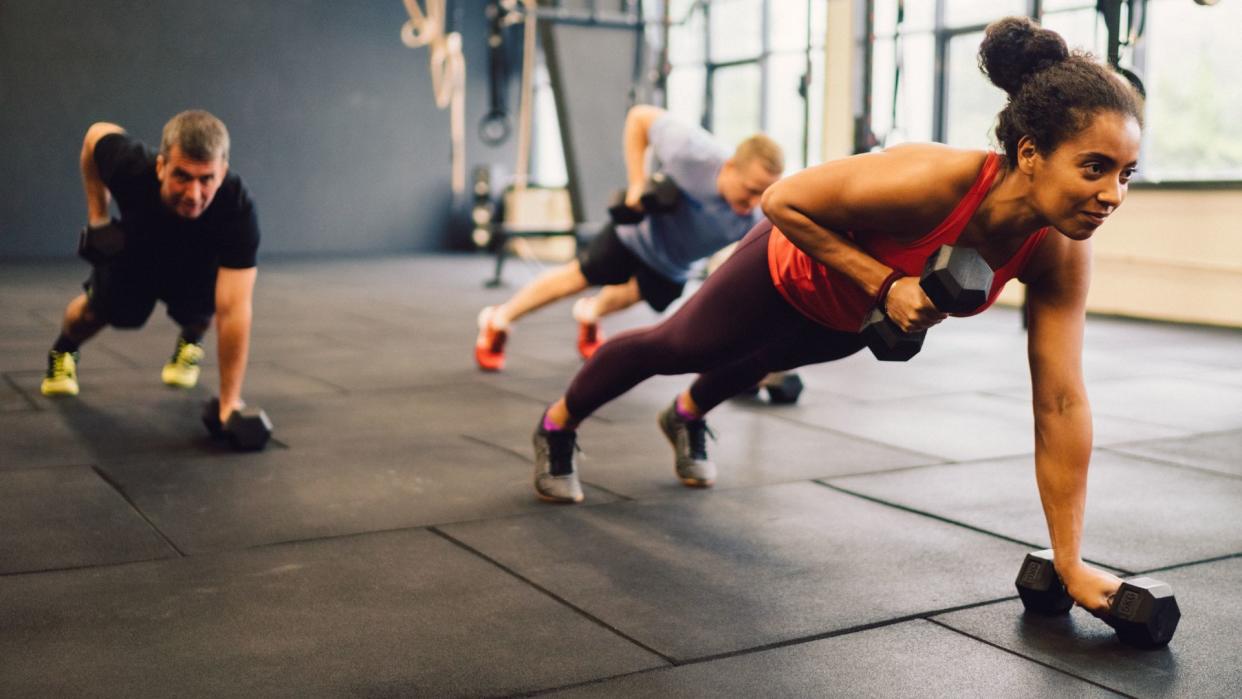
[1025,234,1120,614]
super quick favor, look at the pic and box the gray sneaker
[658,402,717,487]
[532,420,584,503]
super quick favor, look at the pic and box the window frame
[665,0,826,169]
[869,0,1242,187]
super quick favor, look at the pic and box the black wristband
[875,270,906,315]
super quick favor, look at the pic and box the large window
[1141,0,1242,181]
[873,0,1105,151]
[870,0,1239,182]
[665,0,827,171]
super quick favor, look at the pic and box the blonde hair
[733,134,784,174]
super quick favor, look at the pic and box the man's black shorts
[577,224,685,312]
[84,259,217,329]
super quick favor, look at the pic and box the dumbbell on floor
[202,397,274,451]
[1015,549,1181,648]
[859,244,993,361]
[759,372,803,404]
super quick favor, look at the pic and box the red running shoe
[577,322,605,360]
[475,306,508,372]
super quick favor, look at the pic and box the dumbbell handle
[640,172,679,212]
[893,245,989,317]
[873,277,936,334]
[77,218,126,265]
[862,245,993,361]
[607,189,643,225]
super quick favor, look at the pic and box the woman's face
[1028,110,1142,240]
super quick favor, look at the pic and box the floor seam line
[753,408,949,462]
[1097,446,1242,481]
[2,370,42,411]
[89,465,187,557]
[459,433,533,464]
[523,594,1028,698]
[813,482,1135,575]
[1139,551,1242,574]
[924,618,1137,698]
[427,527,676,665]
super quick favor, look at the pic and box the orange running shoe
[475,306,508,372]
[577,322,605,360]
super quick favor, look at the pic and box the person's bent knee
[66,299,108,333]
[75,303,102,327]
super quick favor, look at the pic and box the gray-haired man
[43,110,261,427]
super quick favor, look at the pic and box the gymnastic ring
[479,109,512,146]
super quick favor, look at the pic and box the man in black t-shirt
[42,110,261,427]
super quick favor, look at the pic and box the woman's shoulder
[875,143,992,190]
[837,144,993,233]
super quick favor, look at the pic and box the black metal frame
[672,0,823,167]
[485,0,647,287]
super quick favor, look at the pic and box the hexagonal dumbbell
[860,244,993,361]
[1107,577,1182,649]
[1015,549,1075,614]
[639,172,680,213]
[607,189,644,225]
[759,372,804,404]
[607,173,681,226]
[1014,549,1181,648]
[77,218,127,265]
[202,397,274,452]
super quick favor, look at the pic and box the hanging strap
[401,0,467,193]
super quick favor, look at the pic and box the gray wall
[0,0,516,258]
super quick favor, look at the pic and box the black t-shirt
[94,133,260,270]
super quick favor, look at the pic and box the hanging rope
[510,0,537,192]
[401,0,467,193]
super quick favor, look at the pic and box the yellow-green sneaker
[41,350,80,396]
[161,337,205,388]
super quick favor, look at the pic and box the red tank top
[767,151,1051,332]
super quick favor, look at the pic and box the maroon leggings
[564,220,865,421]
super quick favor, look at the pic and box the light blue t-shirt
[614,115,762,284]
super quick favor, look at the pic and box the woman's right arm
[760,144,969,329]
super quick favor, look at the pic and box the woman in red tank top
[530,18,1143,618]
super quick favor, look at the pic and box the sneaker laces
[545,429,580,476]
[685,419,714,460]
[47,351,75,378]
[487,326,507,354]
[172,338,204,367]
[477,307,508,354]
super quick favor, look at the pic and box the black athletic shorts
[84,258,217,329]
[577,224,685,312]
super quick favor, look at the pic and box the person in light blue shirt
[475,106,784,371]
